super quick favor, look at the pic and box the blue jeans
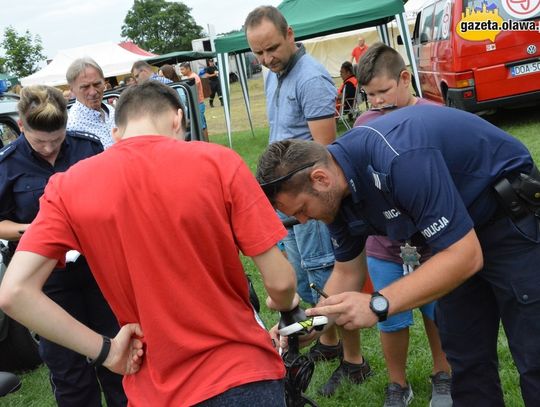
[367,257,436,332]
[279,214,335,304]
[199,102,207,129]
[195,380,285,406]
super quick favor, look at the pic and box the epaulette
[67,131,102,144]
[0,143,16,163]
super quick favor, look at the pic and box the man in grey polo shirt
[245,5,373,397]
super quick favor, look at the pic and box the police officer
[0,85,126,406]
[257,104,540,407]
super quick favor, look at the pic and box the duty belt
[493,165,540,220]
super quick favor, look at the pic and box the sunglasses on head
[259,161,317,196]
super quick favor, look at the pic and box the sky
[0,0,281,61]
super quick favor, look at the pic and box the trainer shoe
[430,371,452,407]
[307,338,343,362]
[319,358,373,397]
[383,382,413,407]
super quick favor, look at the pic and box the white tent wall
[21,42,153,87]
[302,23,415,78]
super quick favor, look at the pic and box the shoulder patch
[67,131,102,144]
[0,143,16,163]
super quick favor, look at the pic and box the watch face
[372,296,388,312]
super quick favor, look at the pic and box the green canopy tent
[214,0,420,147]
[145,50,216,66]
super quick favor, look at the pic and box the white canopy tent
[21,42,154,87]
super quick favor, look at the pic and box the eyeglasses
[259,161,317,196]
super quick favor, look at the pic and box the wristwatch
[369,291,389,322]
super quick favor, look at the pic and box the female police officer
[0,85,126,406]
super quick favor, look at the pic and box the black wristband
[87,336,111,367]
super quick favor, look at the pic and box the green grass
[4,79,538,406]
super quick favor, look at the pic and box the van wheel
[0,318,42,372]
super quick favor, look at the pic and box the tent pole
[217,52,233,147]
[396,12,422,98]
[234,53,255,138]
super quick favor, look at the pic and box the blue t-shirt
[265,46,336,143]
[327,105,533,261]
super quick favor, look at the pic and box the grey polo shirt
[265,46,336,144]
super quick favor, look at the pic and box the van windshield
[463,0,540,21]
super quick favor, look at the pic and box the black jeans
[436,215,540,407]
[40,257,126,407]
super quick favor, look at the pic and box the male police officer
[256,104,540,407]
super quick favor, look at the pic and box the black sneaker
[383,382,413,407]
[307,338,343,362]
[319,358,373,397]
[430,371,452,407]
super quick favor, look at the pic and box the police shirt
[327,105,533,261]
[0,131,103,225]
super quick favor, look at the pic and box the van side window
[419,4,435,43]
[433,1,447,41]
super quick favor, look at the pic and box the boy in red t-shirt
[0,81,298,406]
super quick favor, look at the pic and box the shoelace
[385,385,408,404]
[432,376,451,394]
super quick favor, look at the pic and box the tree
[121,0,204,54]
[1,26,45,77]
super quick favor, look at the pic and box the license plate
[511,61,540,77]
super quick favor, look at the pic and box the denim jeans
[279,213,335,304]
[195,380,285,406]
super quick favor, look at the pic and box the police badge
[400,241,421,275]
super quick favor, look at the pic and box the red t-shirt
[351,45,369,64]
[18,136,287,406]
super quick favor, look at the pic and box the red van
[412,0,540,112]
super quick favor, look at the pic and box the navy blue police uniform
[0,131,127,407]
[327,105,540,407]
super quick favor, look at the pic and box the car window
[433,1,448,41]
[0,119,19,147]
[420,4,436,42]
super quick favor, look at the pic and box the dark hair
[18,85,67,132]
[341,61,354,75]
[244,6,288,37]
[114,81,186,130]
[179,62,191,70]
[256,140,329,204]
[160,64,180,82]
[356,42,406,86]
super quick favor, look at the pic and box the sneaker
[430,371,452,407]
[307,338,343,362]
[383,382,413,407]
[319,358,373,397]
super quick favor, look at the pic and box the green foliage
[121,0,204,54]
[0,26,45,77]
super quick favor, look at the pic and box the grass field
[3,77,539,406]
